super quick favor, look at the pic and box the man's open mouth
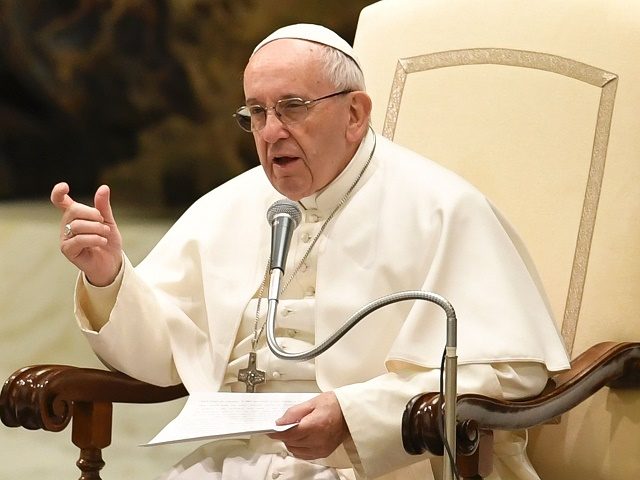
[273,156,298,165]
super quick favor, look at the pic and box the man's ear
[346,91,372,142]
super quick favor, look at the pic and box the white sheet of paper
[142,392,318,447]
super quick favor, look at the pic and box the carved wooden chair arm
[1,364,187,431]
[0,364,187,479]
[402,341,640,478]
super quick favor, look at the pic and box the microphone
[266,199,302,272]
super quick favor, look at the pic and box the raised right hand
[51,182,123,286]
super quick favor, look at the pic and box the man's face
[243,39,356,200]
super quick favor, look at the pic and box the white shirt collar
[298,128,375,215]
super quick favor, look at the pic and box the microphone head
[267,199,302,228]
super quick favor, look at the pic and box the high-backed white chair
[354,0,640,478]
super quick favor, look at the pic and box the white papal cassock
[75,129,570,479]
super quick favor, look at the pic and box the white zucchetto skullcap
[252,23,362,70]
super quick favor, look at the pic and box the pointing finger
[94,185,116,224]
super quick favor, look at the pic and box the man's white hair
[317,44,366,92]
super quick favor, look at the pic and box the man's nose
[260,110,289,143]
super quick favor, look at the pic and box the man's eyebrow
[244,94,305,105]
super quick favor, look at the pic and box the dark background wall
[0,0,374,211]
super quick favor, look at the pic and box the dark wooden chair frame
[403,341,640,479]
[1,341,639,480]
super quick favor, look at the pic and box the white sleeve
[75,254,125,332]
[74,254,182,386]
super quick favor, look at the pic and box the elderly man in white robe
[51,24,570,480]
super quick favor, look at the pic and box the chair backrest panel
[379,52,616,352]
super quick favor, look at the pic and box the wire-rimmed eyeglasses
[233,90,352,132]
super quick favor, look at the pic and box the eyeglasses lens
[234,98,311,132]
[277,99,307,125]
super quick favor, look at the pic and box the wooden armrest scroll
[1,365,187,479]
[0,364,187,432]
[402,342,640,479]
[403,341,640,457]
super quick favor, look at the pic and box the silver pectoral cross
[238,351,266,392]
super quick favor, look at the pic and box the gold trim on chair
[383,48,618,355]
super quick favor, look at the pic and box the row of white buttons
[295,220,315,295]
